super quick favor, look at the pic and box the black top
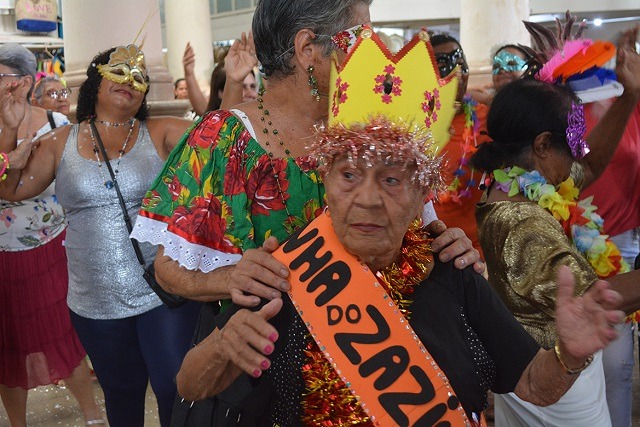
[213,259,540,425]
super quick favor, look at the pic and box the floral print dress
[133,110,325,271]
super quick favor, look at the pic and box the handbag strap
[90,119,146,267]
[47,110,57,129]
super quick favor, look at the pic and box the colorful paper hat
[522,13,623,103]
[328,27,460,152]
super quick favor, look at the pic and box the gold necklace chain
[95,118,131,127]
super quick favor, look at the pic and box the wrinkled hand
[220,298,282,377]
[225,31,258,85]
[427,220,485,274]
[227,236,290,307]
[615,25,640,96]
[555,266,623,363]
[182,42,196,77]
[0,81,28,131]
[7,133,38,170]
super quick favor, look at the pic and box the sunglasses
[43,88,72,100]
[435,48,469,78]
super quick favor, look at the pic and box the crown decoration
[328,27,460,153]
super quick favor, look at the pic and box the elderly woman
[0,44,103,426]
[133,0,481,316]
[473,75,640,427]
[31,74,71,116]
[0,44,200,427]
[173,113,624,425]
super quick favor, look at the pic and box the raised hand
[182,42,196,78]
[219,297,283,377]
[615,25,640,95]
[554,266,623,364]
[225,31,258,85]
[0,80,28,131]
[227,236,291,307]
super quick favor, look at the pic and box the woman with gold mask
[0,44,201,427]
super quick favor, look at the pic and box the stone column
[61,0,187,117]
[164,0,213,92]
[460,0,531,86]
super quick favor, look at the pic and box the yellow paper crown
[329,28,459,152]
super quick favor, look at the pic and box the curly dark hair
[76,47,150,123]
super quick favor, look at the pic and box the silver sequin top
[56,122,164,319]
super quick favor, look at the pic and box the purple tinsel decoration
[566,102,590,159]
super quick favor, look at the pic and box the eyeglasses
[43,88,72,100]
[0,73,24,78]
[435,48,469,78]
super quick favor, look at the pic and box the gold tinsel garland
[300,221,434,425]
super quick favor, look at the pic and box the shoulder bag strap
[47,110,57,129]
[90,119,146,267]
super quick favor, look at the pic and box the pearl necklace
[89,118,136,189]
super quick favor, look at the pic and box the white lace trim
[131,215,241,273]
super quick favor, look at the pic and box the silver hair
[0,43,37,99]
[33,74,64,100]
[252,0,373,78]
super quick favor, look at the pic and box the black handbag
[170,303,273,426]
[90,120,187,309]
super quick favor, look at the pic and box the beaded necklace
[95,118,132,127]
[89,118,136,189]
[301,221,433,425]
[257,94,292,158]
[439,95,483,203]
[256,94,320,232]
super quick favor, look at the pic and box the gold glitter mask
[97,44,149,93]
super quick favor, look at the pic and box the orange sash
[273,213,471,426]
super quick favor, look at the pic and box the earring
[307,65,320,102]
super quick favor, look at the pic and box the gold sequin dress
[476,189,611,426]
[476,200,597,349]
